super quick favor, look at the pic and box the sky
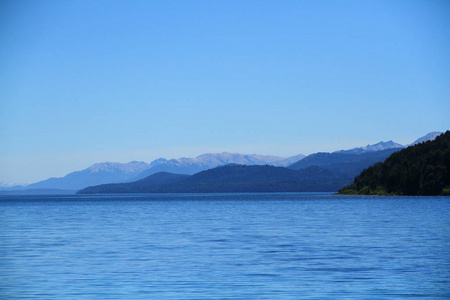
[1,0,449,184]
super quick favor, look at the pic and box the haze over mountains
[78,165,349,194]
[0,182,25,191]
[24,161,150,191]
[80,147,407,194]
[131,153,306,181]
[289,148,402,179]
[23,153,306,191]
[1,132,442,194]
[334,141,404,155]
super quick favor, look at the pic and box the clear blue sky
[1,0,449,184]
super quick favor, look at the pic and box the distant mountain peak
[26,161,152,190]
[335,140,404,154]
[0,181,20,188]
[335,132,442,154]
[409,131,442,146]
[149,158,168,167]
[86,161,150,173]
[129,152,305,181]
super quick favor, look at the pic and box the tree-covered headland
[338,131,450,196]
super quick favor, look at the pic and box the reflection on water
[1,193,449,299]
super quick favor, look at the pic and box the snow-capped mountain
[26,161,151,191]
[132,152,305,180]
[19,153,306,191]
[409,131,442,146]
[149,158,168,167]
[86,161,150,174]
[335,140,405,154]
[6,131,442,193]
[335,132,442,155]
[0,181,20,188]
[290,131,443,179]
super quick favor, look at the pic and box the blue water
[1,193,449,299]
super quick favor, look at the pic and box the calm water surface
[1,193,449,299]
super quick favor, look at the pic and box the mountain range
[131,152,306,181]
[288,148,402,179]
[1,132,442,194]
[334,141,404,155]
[25,161,151,191]
[21,153,306,192]
[79,146,407,195]
[78,164,349,194]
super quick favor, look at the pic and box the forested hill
[338,131,450,196]
[78,164,350,194]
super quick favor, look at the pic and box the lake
[1,193,449,299]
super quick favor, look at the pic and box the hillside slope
[338,131,450,196]
[131,152,305,180]
[78,164,350,194]
[288,148,402,178]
